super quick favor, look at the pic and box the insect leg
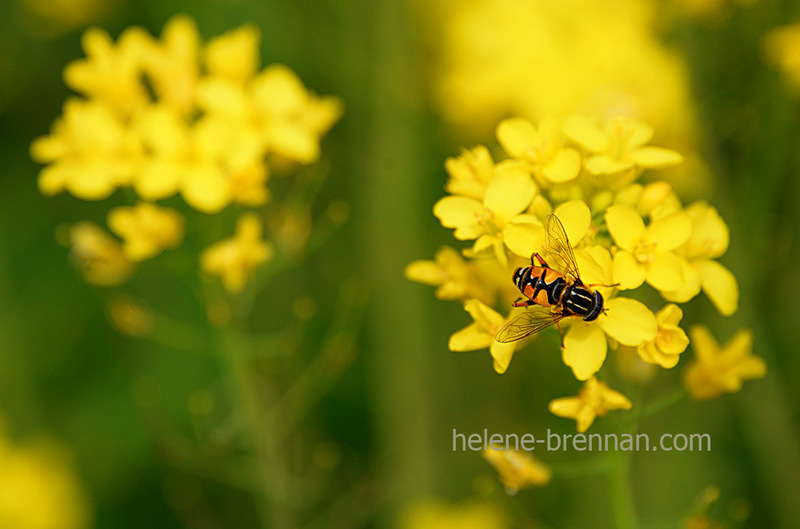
[587,282,621,288]
[512,297,536,308]
[555,319,566,348]
[532,252,550,268]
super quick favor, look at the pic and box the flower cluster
[407,114,764,431]
[32,15,342,292]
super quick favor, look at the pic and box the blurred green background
[2,0,800,528]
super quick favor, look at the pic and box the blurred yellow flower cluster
[0,427,91,529]
[32,15,342,292]
[408,114,764,430]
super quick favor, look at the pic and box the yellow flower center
[633,239,657,264]
[475,207,501,236]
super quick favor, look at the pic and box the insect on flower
[496,215,613,344]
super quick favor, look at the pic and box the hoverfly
[495,214,608,344]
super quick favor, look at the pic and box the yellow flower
[444,145,495,200]
[433,163,542,267]
[197,64,344,165]
[200,214,273,293]
[637,304,690,368]
[564,115,683,176]
[68,222,136,286]
[63,26,150,117]
[107,202,185,261]
[204,23,261,86]
[405,247,495,305]
[662,202,739,316]
[763,20,800,95]
[31,98,143,200]
[496,116,581,185]
[398,498,508,529]
[0,438,92,529]
[561,244,658,380]
[683,326,765,400]
[482,449,551,493]
[140,15,200,117]
[605,204,691,293]
[106,296,154,337]
[449,300,517,374]
[548,377,632,432]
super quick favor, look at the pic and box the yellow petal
[688,325,720,363]
[562,323,607,380]
[646,251,686,292]
[491,341,517,374]
[685,202,729,259]
[605,205,645,251]
[646,211,692,252]
[600,297,657,346]
[656,326,690,356]
[542,148,581,183]
[661,257,702,303]
[404,260,442,286]
[563,115,607,152]
[496,117,539,158]
[656,303,683,327]
[554,200,591,245]
[449,323,492,351]
[464,299,505,330]
[698,260,739,316]
[586,154,633,175]
[503,217,545,258]
[548,396,583,420]
[181,168,231,213]
[433,196,483,240]
[599,385,633,411]
[613,251,646,290]
[629,147,683,169]
[484,167,535,221]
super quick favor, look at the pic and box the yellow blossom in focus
[684,326,765,400]
[637,304,690,368]
[68,222,135,286]
[662,202,739,316]
[0,434,92,529]
[107,202,185,261]
[405,247,495,305]
[605,204,691,293]
[449,300,517,374]
[63,26,150,117]
[549,377,632,432]
[497,116,581,185]
[444,145,495,200]
[433,162,542,267]
[31,98,143,200]
[398,498,508,529]
[482,449,551,493]
[200,213,273,293]
[564,115,683,178]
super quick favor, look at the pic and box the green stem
[216,328,293,529]
[606,450,638,529]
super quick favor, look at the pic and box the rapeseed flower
[448,300,517,374]
[637,304,690,368]
[200,213,273,293]
[404,247,495,305]
[482,449,551,493]
[683,326,765,400]
[107,202,184,261]
[68,222,135,286]
[496,116,581,185]
[763,20,800,95]
[548,377,632,432]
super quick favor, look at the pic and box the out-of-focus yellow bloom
[31,98,143,200]
[605,204,691,293]
[68,222,135,286]
[140,15,200,117]
[482,449,551,493]
[684,326,765,400]
[763,20,800,95]
[663,202,739,316]
[63,26,150,117]
[449,300,516,374]
[405,247,495,305]
[398,498,508,529]
[106,295,154,337]
[637,304,690,368]
[20,0,113,37]
[548,377,632,432]
[444,146,495,200]
[0,434,92,529]
[204,24,261,86]
[107,202,184,261]
[200,213,273,293]
[434,163,542,267]
[496,116,581,185]
[564,115,683,177]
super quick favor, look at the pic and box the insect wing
[544,214,582,282]
[495,306,564,343]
